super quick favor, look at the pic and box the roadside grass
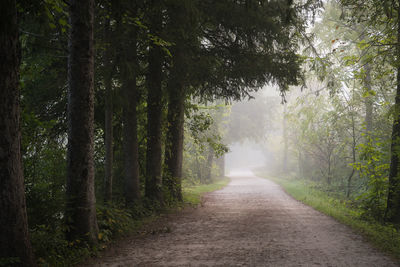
[256,173,400,261]
[182,176,230,206]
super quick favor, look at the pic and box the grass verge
[256,173,400,261]
[182,176,230,206]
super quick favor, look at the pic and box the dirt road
[87,172,398,266]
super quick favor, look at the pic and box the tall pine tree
[65,0,99,244]
[0,1,36,265]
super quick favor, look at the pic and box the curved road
[88,172,398,266]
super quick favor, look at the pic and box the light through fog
[224,86,286,177]
[225,142,266,175]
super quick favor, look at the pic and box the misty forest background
[2,0,400,266]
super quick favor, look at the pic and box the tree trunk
[386,4,400,223]
[145,1,164,203]
[196,157,203,183]
[122,12,140,205]
[0,1,36,265]
[164,80,185,202]
[205,147,214,184]
[386,82,400,223]
[327,153,332,185]
[385,4,400,224]
[216,154,225,177]
[298,150,303,178]
[364,63,373,134]
[164,5,186,201]
[164,0,200,200]
[65,0,98,244]
[104,17,113,204]
[347,112,357,198]
[283,103,288,173]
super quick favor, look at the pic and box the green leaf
[58,18,67,26]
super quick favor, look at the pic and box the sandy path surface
[86,172,398,266]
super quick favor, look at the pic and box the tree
[145,1,164,203]
[338,0,400,224]
[163,0,322,199]
[164,0,197,202]
[0,1,36,265]
[65,0,98,243]
[283,103,289,173]
[195,0,322,101]
[120,1,141,205]
[386,1,400,224]
[103,7,114,204]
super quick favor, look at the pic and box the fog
[222,77,344,179]
[225,142,266,175]
[224,87,289,176]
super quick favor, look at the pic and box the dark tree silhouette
[0,0,36,265]
[121,3,141,204]
[65,0,99,244]
[145,1,164,203]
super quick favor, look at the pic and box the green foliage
[352,136,390,220]
[0,258,21,267]
[283,0,396,227]
[42,0,69,33]
[97,205,134,242]
[12,0,325,264]
[22,112,67,228]
[30,204,142,266]
[29,176,230,266]
[30,224,92,267]
[286,92,349,185]
[183,103,229,184]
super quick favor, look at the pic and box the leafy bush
[30,224,91,266]
[352,136,389,220]
[97,205,134,242]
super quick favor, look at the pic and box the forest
[1,0,400,266]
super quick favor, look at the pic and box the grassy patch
[257,173,400,260]
[183,177,230,206]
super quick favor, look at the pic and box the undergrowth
[30,177,229,266]
[256,173,400,261]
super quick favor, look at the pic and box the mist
[220,87,288,176]
[225,142,266,174]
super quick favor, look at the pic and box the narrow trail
[87,172,398,266]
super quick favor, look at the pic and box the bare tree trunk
[104,17,113,204]
[122,11,140,205]
[283,103,288,173]
[327,157,332,185]
[216,154,225,177]
[66,0,98,244]
[347,112,356,198]
[0,1,36,265]
[298,150,303,178]
[364,63,373,134]
[205,147,214,184]
[386,4,400,223]
[359,31,373,135]
[145,1,164,203]
[196,157,203,183]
